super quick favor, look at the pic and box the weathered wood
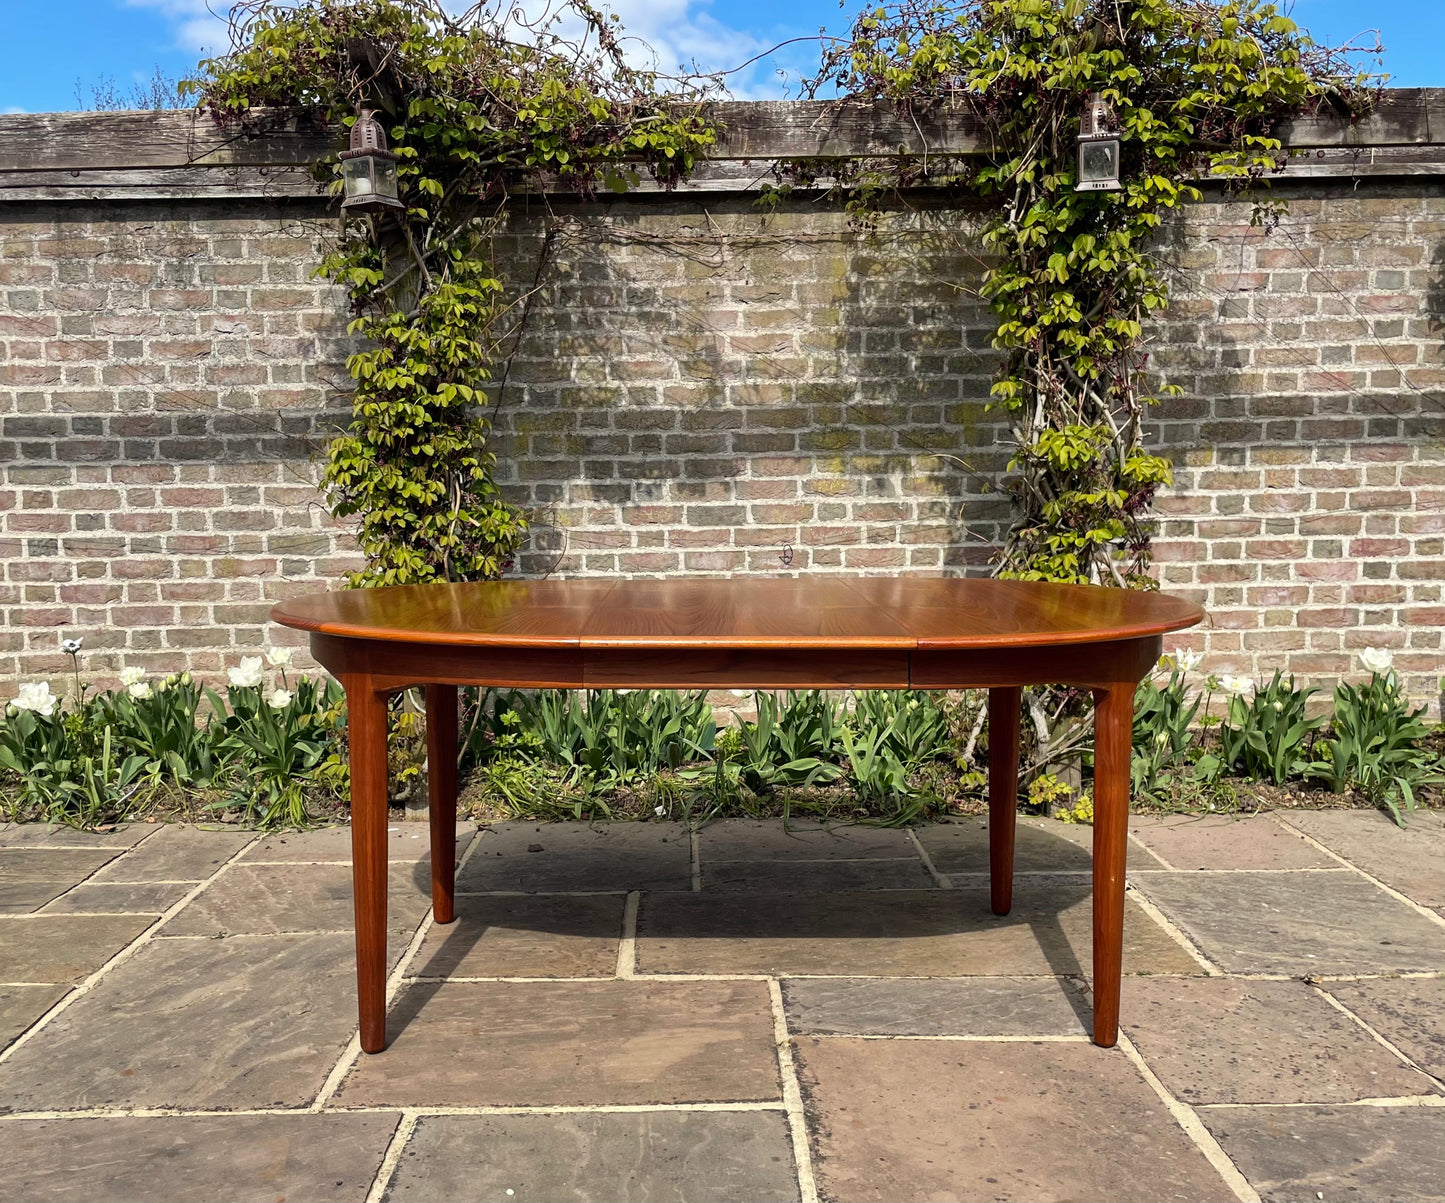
[1,90,1443,200]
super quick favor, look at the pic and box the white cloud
[3,106,27,114]
[124,0,234,55]
[127,0,793,97]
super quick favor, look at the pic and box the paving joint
[905,827,950,888]
[616,890,640,978]
[1310,983,1445,1094]
[1271,813,1445,930]
[769,978,819,1203]
[1124,881,1224,975]
[1115,1030,1262,1203]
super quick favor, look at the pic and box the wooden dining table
[271,576,1203,1053]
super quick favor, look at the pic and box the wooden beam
[2,90,1443,198]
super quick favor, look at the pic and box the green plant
[800,0,1370,586]
[1131,660,1202,797]
[189,0,715,587]
[1308,665,1438,825]
[214,675,347,827]
[488,689,716,793]
[851,691,952,768]
[735,691,845,792]
[97,672,221,789]
[0,700,146,827]
[840,718,916,812]
[1202,670,1321,786]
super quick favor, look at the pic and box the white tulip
[228,656,265,689]
[265,648,294,669]
[1174,648,1203,673]
[128,682,153,700]
[120,666,146,687]
[266,687,293,709]
[61,637,84,655]
[12,682,57,718]
[1218,675,1255,699]
[1359,647,1393,676]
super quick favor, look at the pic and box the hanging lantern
[339,109,403,214]
[1076,92,1122,192]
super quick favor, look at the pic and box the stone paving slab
[40,881,193,915]
[1284,810,1445,907]
[459,821,692,893]
[700,858,936,894]
[1120,977,1439,1104]
[1125,814,1336,870]
[1134,871,1445,974]
[0,848,121,880]
[410,895,624,978]
[383,1111,802,1203]
[794,1036,1234,1203]
[0,824,153,850]
[159,862,431,937]
[335,979,779,1108]
[0,849,123,914]
[1201,1105,1445,1203]
[0,915,153,984]
[637,886,1199,977]
[1324,977,1445,1082]
[88,826,253,883]
[241,822,475,863]
[0,1113,401,1203]
[782,976,1088,1036]
[0,984,69,1051]
[0,880,78,915]
[915,815,1168,873]
[697,819,918,861]
[0,933,361,1111]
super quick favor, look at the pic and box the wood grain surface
[272,577,1203,651]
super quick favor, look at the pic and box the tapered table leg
[425,684,458,925]
[1091,682,1134,1048]
[346,677,390,1055]
[987,686,1022,916]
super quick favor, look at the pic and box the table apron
[310,632,1161,693]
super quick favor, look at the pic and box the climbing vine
[792,0,1374,584]
[188,0,715,585]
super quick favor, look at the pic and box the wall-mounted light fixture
[339,109,403,214]
[1076,92,1122,192]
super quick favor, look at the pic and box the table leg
[426,684,458,925]
[346,676,391,1055]
[1091,682,1133,1048]
[987,686,1022,916]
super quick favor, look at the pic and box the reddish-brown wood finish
[272,577,1203,1053]
[987,687,1022,917]
[344,676,390,1056]
[1090,682,1136,1049]
[425,684,458,926]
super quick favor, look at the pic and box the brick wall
[1,184,1441,713]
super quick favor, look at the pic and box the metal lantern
[1076,92,1122,192]
[339,109,403,214]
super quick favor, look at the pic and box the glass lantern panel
[373,156,399,200]
[343,157,377,199]
[1079,140,1119,185]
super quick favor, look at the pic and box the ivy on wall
[190,0,1373,595]
[793,0,1373,584]
[189,0,715,585]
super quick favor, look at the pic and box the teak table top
[270,576,1204,651]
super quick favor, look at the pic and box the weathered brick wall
[1,184,1442,712]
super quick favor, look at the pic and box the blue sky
[3,0,1442,114]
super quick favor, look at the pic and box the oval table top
[271,577,1204,651]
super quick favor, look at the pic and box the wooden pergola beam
[1,90,1441,201]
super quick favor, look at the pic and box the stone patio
[1,810,1442,1203]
